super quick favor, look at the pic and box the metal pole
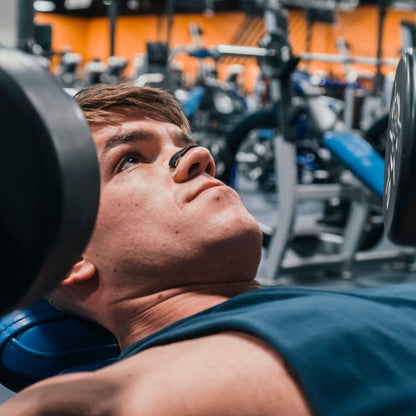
[215,46,399,67]
[17,0,34,53]
[108,0,119,57]
[165,0,175,49]
[299,52,398,67]
[374,0,387,95]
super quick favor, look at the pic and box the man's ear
[61,257,96,286]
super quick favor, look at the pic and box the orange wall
[35,6,416,92]
[35,11,249,85]
[289,6,407,79]
[35,14,89,67]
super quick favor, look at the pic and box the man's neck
[108,281,262,350]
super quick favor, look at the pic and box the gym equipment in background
[201,0,414,281]
[56,51,83,89]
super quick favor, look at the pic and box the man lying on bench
[1,83,416,416]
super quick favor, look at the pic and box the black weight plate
[0,47,100,314]
[384,48,416,245]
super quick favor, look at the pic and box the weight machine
[204,0,413,282]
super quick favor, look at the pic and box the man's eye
[118,154,142,172]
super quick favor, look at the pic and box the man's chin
[207,218,262,275]
[217,209,262,243]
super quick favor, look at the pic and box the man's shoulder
[118,331,312,416]
[0,332,312,415]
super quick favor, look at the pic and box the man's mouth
[186,181,224,202]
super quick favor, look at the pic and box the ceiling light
[64,0,93,10]
[34,1,56,12]
[279,0,358,11]
[392,1,416,10]
[127,0,140,10]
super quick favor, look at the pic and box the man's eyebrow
[172,131,195,145]
[100,130,149,159]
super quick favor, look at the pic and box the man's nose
[170,146,216,182]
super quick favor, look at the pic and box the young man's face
[84,109,262,293]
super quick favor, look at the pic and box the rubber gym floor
[237,173,416,290]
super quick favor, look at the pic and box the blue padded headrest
[0,300,119,392]
[323,131,384,198]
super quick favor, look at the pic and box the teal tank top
[118,284,416,416]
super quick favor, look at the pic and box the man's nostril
[188,163,200,176]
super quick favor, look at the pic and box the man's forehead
[92,107,170,130]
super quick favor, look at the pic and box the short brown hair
[74,83,190,132]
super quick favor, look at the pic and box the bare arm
[118,332,313,416]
